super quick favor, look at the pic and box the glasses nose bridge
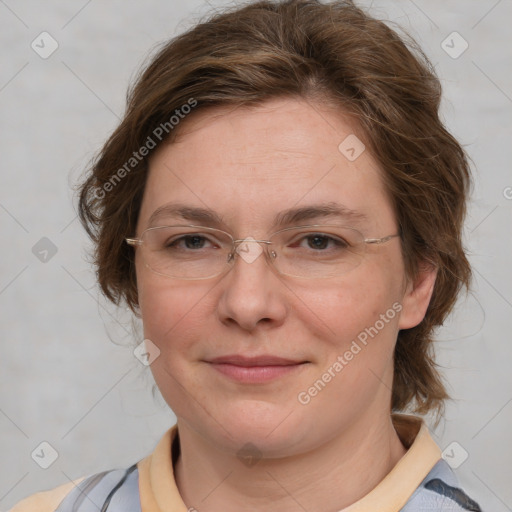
[232,237,272,247]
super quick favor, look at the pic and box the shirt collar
[137,414,441,512]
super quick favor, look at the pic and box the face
[134,97,434,457]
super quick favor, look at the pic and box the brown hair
[78,0,471,415]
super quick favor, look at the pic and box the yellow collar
[137,414,441,512]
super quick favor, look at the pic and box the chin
[192,401,314,457]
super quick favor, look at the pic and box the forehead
[139,97,395,233]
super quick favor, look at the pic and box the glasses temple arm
[125,238,142,246]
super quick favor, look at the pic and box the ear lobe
[398,263,437,330]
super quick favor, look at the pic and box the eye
[295,233,350,251]
[165,234,217,251]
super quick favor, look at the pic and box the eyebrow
[148,203,225,227]
[273,203,368,228]
[147,202,368,230]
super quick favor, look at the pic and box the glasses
[125,224,400,280]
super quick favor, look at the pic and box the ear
[398,263,437,330]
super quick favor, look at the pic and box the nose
[216,239,287,332]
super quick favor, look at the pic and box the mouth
[205,354,310,383]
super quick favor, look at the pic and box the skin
[134,97,436,511]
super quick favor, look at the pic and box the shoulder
[9,465,140,512]
[8,480,82,512]
[401,459,483,511]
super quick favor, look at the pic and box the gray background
[1,0,511,510]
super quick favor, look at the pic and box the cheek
[136,270,217,418]
[296,264,402,347]
[136,262,210,352]
[298,260,404,387]
[294,277,402,419]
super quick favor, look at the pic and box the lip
[205,354,309,383]
[208,355,304,366]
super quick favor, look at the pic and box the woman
[11,0,481,510]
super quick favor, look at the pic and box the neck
[174,412,407,512]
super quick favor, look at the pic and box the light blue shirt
[54,458,482,511]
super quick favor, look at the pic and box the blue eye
[297,233,349,251]
[166,235,215,250]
